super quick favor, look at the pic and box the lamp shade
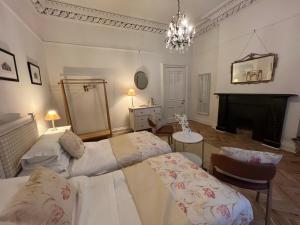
[127,88,136,96]
[45,110,61,121]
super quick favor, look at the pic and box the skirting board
[281,140,296,153]
[112,126,131,135]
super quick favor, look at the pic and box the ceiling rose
[166,0,195,53]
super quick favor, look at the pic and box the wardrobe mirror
[134,71,148,90]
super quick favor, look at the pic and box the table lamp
[127,88,136,108]
[45,110,61,130]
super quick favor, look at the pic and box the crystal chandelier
[166,0,195,52]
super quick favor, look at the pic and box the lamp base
[51,120,57,130]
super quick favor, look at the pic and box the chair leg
[168,136,171,145]
[256,192,260,202]
[265,182,273,225]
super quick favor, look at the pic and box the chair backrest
[211,154,276,181]
[147,118,156,128]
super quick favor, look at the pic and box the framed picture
[231,53,278,84]
[28,62,42,85]
[0,48,19,82]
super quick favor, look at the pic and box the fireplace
[215,93,296,148]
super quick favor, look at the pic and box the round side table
[172,131,205,168]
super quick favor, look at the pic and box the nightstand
[129,105,162,131]
[44,125,71,135]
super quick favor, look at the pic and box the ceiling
[55,0,227,24]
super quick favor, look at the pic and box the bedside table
[44,125,71,135]
[129,105,162,131]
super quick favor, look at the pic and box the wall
[0,1,53,134]
[190,0,300,152]
[45,42,190,131]
[190,28,219,127]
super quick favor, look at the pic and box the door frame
[161,64,189,123]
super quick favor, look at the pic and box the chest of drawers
[129,106,162,131]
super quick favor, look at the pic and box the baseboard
[112,126,131,135]
[190,118,213,127]
[281,139,296,153]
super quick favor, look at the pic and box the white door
[198,73,211,115]
[164,65,186,123]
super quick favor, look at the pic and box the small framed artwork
[0,48,19,82]
[28,62,42,85]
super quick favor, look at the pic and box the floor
[172,121,300,225]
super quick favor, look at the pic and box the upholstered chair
[211,154,276,225]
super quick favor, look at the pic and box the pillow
[21,148,70,173]
[221,147,282,165]
[59,130,85,159]
[0,167,76,225]
[21,133,64,165]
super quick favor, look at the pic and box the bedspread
[147,153,254,225]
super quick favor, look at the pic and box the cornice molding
[31,0,168,34]
[195,0,257,37]
[31,0,257,37]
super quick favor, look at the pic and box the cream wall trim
[31,0,167,34]
[195,0,258,37]
[30,0,258,37]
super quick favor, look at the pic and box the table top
[172,131,203,144]
[44,125,71,135]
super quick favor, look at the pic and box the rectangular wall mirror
[231,53,278,84]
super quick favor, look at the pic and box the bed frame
[0,114,38,178]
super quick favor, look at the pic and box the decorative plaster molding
[195,0,257,37]
[30,0,257,37]
[31,0,168,34]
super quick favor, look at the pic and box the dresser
[129,105,162,131]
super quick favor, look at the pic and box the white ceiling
[55,0,226,24]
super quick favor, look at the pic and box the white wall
[0,1,53,134]
[190,0,300,152]
[190,28,219,127]
[45,42,190,131]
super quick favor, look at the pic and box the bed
[0,114,172,178]
[0,153,253,225]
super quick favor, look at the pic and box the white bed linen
[74,171,141,225]
[69,140,118,177]
[69,132,172,177]
[0,172,141,225]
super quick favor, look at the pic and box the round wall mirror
[134,71,148,90]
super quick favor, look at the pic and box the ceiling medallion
[166,0,195,52]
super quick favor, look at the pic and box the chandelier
[166,0,195,52]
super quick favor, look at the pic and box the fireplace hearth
[215,93,296,148]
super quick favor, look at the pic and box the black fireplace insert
[215,93,296,148]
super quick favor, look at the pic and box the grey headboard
[0,114,39,178]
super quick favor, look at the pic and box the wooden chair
[211,154,276,225]
[148,118,174,145]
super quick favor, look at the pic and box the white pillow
[221,147,282,165]
[22,149,70,173]
[21,132,70,174]
[21,133,63,163]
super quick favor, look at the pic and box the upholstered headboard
[0,114,39,178]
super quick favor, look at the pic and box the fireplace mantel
[215,93,297,148]
[215,93,296,97]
